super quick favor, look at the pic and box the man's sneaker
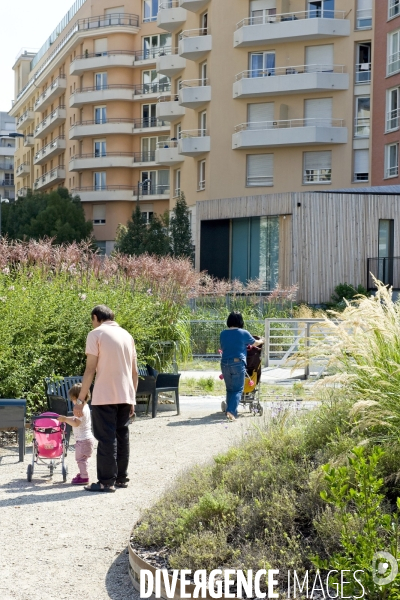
[71,474,89,485]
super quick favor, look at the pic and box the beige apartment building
[9,0,373,258]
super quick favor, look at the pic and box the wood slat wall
[196,192,400,304]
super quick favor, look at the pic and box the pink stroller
[27,412,68,482]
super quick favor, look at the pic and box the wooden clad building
[196,190,400,305]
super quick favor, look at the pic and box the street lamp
[137,178,151,203]
[0,196,10,240]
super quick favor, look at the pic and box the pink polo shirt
[85,321,137,406]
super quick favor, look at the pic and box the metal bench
[0,399,27,461]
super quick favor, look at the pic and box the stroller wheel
[49,464,54,477]
[221,400,227,413]
[27,464,33,482]
[62,465,68,483]
[258,405,264,417]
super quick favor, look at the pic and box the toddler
[57,383,94,485]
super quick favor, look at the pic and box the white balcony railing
[179,27,210,38]
[355,62,371,83]
[180,77,209,87]
[236,64,345,79]
[34,136,66,164]
[180,128,209,137]
[157,139,179,148]
[34,76,67,112]
[16,109,35,129]
[34,166,66,190]
[234,118,345,132]
[237,9,346,29]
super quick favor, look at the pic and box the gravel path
[0,397,316,600]
[0,398,244,600]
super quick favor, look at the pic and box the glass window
[94,73,107,90]
[93,205,106,224]
[353,149,369,181]
[388,30,400,75]
[389,0,400,19]
[355,97,370,137]
[94,172,106,190]
[308,0,335,18]
[246,154,274,186]
[94,140,106,157]
[94,106,106,124]
[250,52,275,77]
[198,160,206,190]
[355,43,371,83]
[143,0,159,22]
[303,151,332,183]
[387,87,400,131]
[356,0,372,28]
[385,143,399,177]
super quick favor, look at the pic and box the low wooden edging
[129,546,213,600]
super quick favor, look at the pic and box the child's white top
[74,405,94,441]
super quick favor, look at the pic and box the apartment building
[0,112,16,202]
[10,0,173,254]
[371,0,400,184]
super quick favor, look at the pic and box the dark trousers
[91,404,131,486]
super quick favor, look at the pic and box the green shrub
[331,282,369,304]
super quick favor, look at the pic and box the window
[303,151,332,183]
[305,44,333,73]
[385,143,399,178]
[200,111,207,135]
[93,205,106,224]
[96,241,107,255]
[389,0,400,19]
[246,154,273,186]
[94,38,107,56]
[355,97,370,137]
[141,136,168,161]
[143,0,159,22]
[140,170,169,194]
[142,104,157,127]
[250,0,276,25]
[198,160,206,191]
[200,62,208,85]
[4,173,14,184]
[200,12,208,35]
[388,30,400,75]
[249,52,275,77]
[141,211,154,224]
[174,169,181,197]
[143,34,171,58]
[94,172,106,190]
[94,73,107,90]
[354,149,369,181]
[355,43,371,83]
[356,0,372,28]
[94,140,106,157]
[304,98,332,126]
[248,102,274,127]
[308,0,335,19]
[94,106,106,124]
[142,70,170,94]
[387,87,400,131]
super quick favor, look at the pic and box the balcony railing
[237,9,346,28]
[356,8,372,29]
[389,0,400,19]
[34,136,66,162]
[157,140,179,148]
[135,184,170,196]
[72,185,134,193]
[134,46,172,61]
[159,0,179,7]
[388,52,400,75]
[16,109,34,128]
[133,117,168,128]
[179,78,209,87]
[71,118,135,127]
[354,117,370,137]
[355,62,371,83]
[179,27,210,38]
[133,151,157,163]
[34,75,66,111]
[236,64,345,79]
[386,109,400,131]
[386,164,399,178]
[367,257,400,291]
[0,161,14,170]
[73,50,137,60]
[34,106,66,136]
[71,184,170,196]
[16,163,30,176]
[33,166,65,190]
[0,180,14,187]
[234,118,345,132]
[180,128,209,138]
[133,82,171,95]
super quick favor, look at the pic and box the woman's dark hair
[91,305,115,323]
[227,311,244,328]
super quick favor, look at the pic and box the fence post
[265,319,270,368]
[305,321,310,380]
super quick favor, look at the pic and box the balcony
[70,153,134,171]
[132,151,158,167]
[157,1,187,32]
[132,117,170,134]
[179,0,209,11]
[33,166,66,191]
[233,65,348,98]
[34,106,66,139]
[71,185,169,203]
[155,140,184,165]
[354,117,370,138]
[69,119,135,139]
[355,63,371,84]
[0,180,14,187]
[24,134,35,147]
[17,187,30,198]
[16,163,30,178]
[156,97,186,122]
[234,11,350,47]
[70,51,136,76]
[34,77,67,113]
[133,46,172,67]
[0,160,14,171]
[34,136,66,166]
[179,79,211,108]
[70,85,137,107]
[232,118,347,149]
[156,49,186,77]
[178,130,210,156]
[16,109,35,131]
[179,29,212,61]
[132,82,171,101]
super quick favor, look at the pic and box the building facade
[0,112,16,202]
[10,0,374,257]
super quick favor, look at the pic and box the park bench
[0,399,27,461]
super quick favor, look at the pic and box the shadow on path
[105,546,139,600]
[166,412,227,427]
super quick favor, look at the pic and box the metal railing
[386,165,399,178]
[34,106,66,134]
[367,257,400,291]
[237,9,346,28]
[0,162,14,170]
[34,166,65,188]
[180,128,209,138]
[179,78,209,87]
[134,46,172,60]
[136,184,170,196]
[236,64,345,79]
[133,151,157,163]
[159,0,180,8]
[234,118,345,132]
[72,84,136,94]
[72,185,134,193]
[34,136,66,161]
[34,76,66,109]
[355,62,371,83]
[354,117,370,137]
[70,118,135,128]
[180,28,210,38]
[133,117,168,128]
[70,152,133,160]
[356,8,372,28]
[133,82,171,95]
[157,139,179,148]
[190,320,264,358]
[386,108,400,131]
[0,180,14,187]
[16,163,29,175]
[16,109,34,127]
[73,50,137,61]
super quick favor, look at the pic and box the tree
[169,192,194,261]
[3,188,93,243]
[143,212,171,256]
[114,204,147,255]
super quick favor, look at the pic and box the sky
[0,0,76,113]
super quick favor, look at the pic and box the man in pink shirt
[74,305,138,493]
